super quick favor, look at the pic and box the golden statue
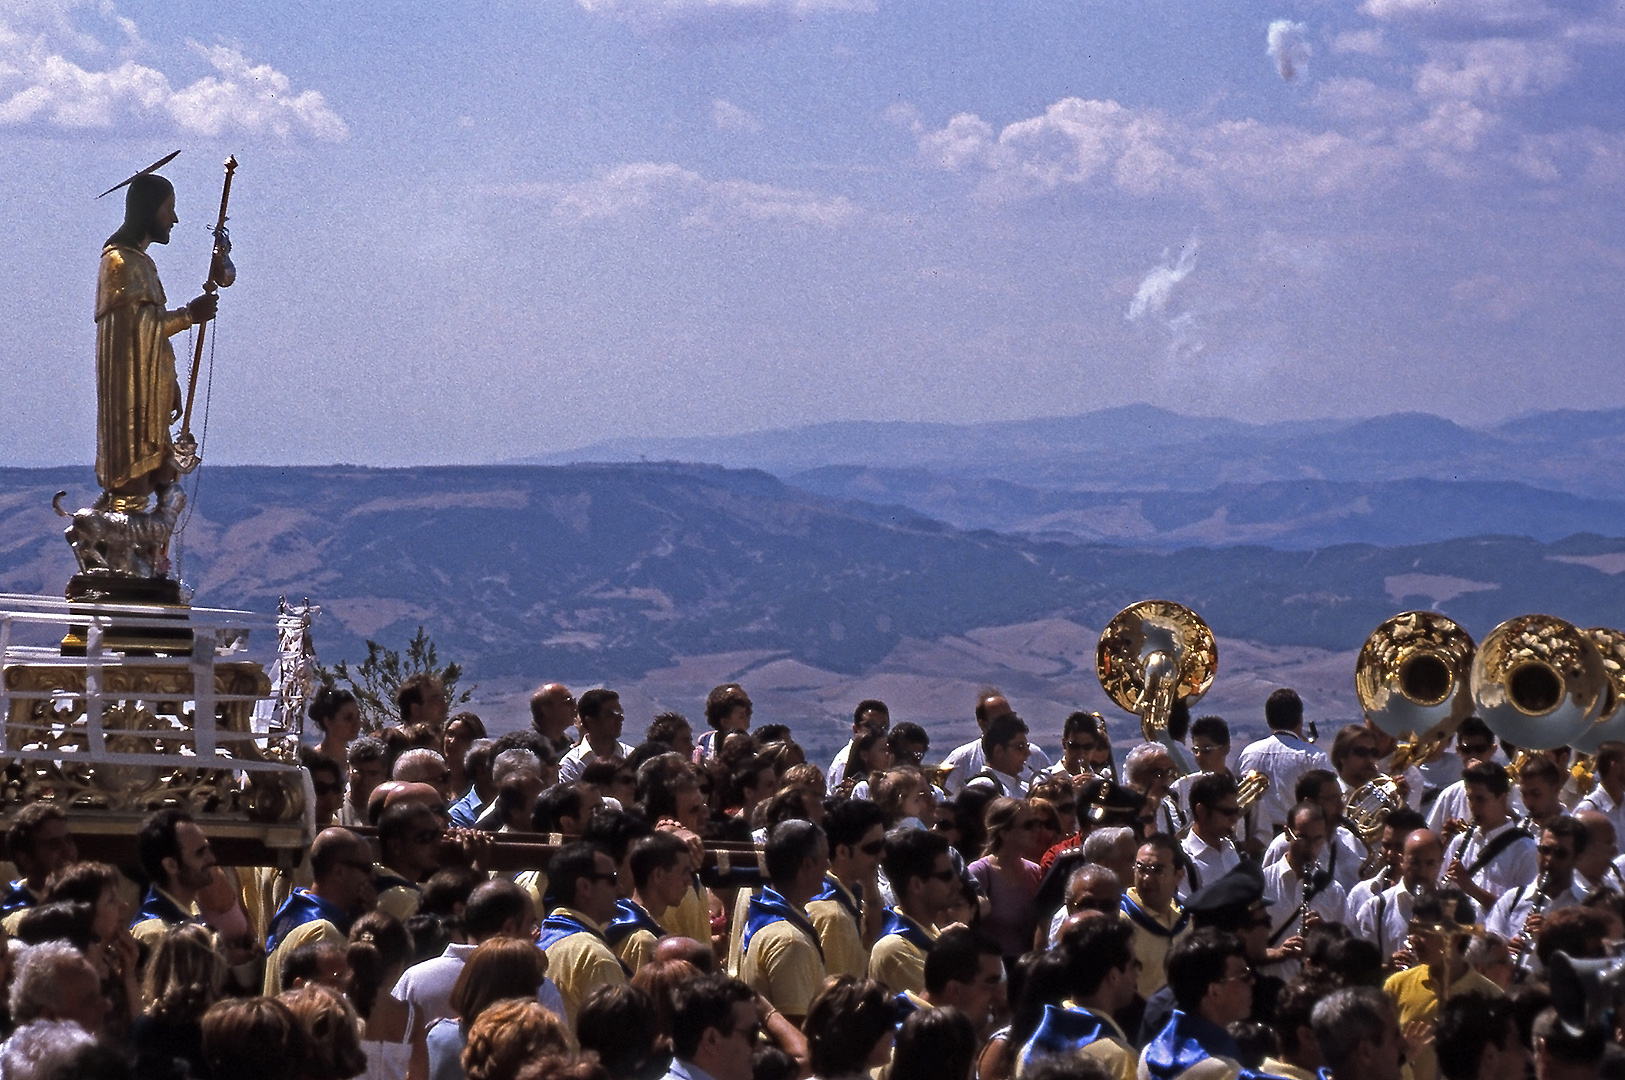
[94,170,216,500]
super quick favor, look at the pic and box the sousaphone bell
[1096,601,1217,745]
[1572,627,1625,754]
[1347,611,1476,845]
[1472,614,1609,751]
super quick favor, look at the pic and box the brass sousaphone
[1472,614,1609,751]
[1571,627,1625,755]
[1347,611,1477,845]
[1097,600,1217,745]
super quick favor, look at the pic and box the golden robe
[96,243,187,493]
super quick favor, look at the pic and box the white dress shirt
[1236,731,1331,846]
[826,741,854,790]
[1263,823,1368,894]
[557,739,634,784]
[1485,879,1579,975]
[1577,786,1625,846]
[939,739,1051,793]
[1179,831,1240,899]
[1261,859,1347,979]
[1353,881,1419,960]
[964,766,1029,799]
[1442,819,1539,899]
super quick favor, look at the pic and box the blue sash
[742,887,825,961]
[134,885,196,929]
[1121,893,1188,938]
[1019,1004,1123,1074]
[893,991,920,1025]
[878,908,933,951]
[1142,1011,1242,1080]
[814,875,862,921]
[605,898,667,948]
[266,888,351,954]
[0,880,37,915]
[539,909,633,976]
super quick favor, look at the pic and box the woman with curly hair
[201,995,308,1080]
[281,982,368,1080]
[462,999,569,1080]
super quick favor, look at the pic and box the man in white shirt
[1573,810,1625,896]
[1123,744,1180,836]
[1169,716,1235,823]
[1426,718,1502,836]
[1329,724,1383,801]
[939,689,1051,792]
[1179,774,1242,900]
[1484,815,1585,978]
[1261,800,1347,979]
[391,879,566,1022]
[1262,769,1369,894]
[962,714,1034,799]
[1236,688,1331,852]
[825,699,889,791]
[1344,809,1428,922]
[1575,742,1625,844]
[558,688,635,784]
[1354,827,1442,967]
[1442,762,1539,910]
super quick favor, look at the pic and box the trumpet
[1236,770,1269,812]
[1096,601,1216,747]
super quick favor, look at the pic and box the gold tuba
[1356,611,1477,742]
[1347,612,1477,845]
[1472,614,1609,750]
[1573,627,1625,754]
[1096,601,1217,744]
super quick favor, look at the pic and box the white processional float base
[0,593,316,865]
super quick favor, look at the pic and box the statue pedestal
[61,573,192,656]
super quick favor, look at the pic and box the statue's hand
[188,293,218,323]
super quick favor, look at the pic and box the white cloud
[1128,238,1199,321]
[1361,0,1564,35]
[712,97,761,133]
[1331,28,1389,56]
[0,4,345,138]
[1414,39,1575,103]
[547,161,858,227]
[574,0,874,36]
[915,97,1405,203]
[1267,19,1312,82]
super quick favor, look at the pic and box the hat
[1076,779,1145,827]
[1186,861,1276,930]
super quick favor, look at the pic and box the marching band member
[1237,689,1330,850]
[1440,763,1538,910]
[1260,801,1346,980]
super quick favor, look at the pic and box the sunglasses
[1134,862,1172,875]
[1348,746,1380,759]
[1073,897,1119,913]
[587,870,619,885]
[1536,845,1573,858]
[341,859,374,875]
[1210,805,1241,818]
[731,1023,762,1043]
[312,781,343,796]
[859,839,886,856]
[929,869,958,882]
[1064,741,1096,753]
[1192,744,1228,755]
[932,820,958,832]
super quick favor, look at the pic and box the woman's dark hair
[577,984,660,1080]
[951,786,996,861]
[803,976,896,1078]
[753,1047,799,1080]
[308,685,358,732]
[15,900,96,951]
[43,860,120,907]
[347,911,414,1019]
[892,1006,978,1080]
[404,913,454,965]
[1009,950,1070,1053]
[852,728,889,774]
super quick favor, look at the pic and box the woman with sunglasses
[966,798,1045,964]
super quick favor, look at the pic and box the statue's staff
[174,155,237,473]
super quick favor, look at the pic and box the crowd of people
[1,672,1623,1080]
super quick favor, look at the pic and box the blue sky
[2,0,1622,467]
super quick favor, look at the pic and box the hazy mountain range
[2,405,1620,757]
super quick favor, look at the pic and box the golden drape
[95,243,185,494]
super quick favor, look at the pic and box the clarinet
[1513,871,1553,975]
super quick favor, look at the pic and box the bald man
[265,828,375,995]
[531,683,578,758]
[1573,810,1625,896]
[1355,829,1441,967]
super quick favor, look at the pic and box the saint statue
[95,172,216,502]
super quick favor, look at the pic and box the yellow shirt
[1383,964,1502,1080]
[806,875,869,981]
[130,887,202,951]
[1260,1061,1318,1080]
[868,915,937,996]
[1123,889,1187,999]
[617,927,660,975]
[264,918,345,997]
[740,917,826,1018]
[542,907,628,1030]
[1077,1012,1136,1080]
[658,877,714,945]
